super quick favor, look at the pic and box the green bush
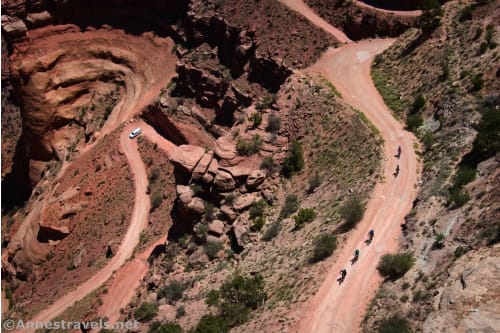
[470,74,484,92]
[340,196,365,231]
[266,113,281,133]
[250,112,262,128]
[458,5,474,22]
[378,314,412,333]
[294,208,317,229]
[158,280,185,304]
[134,302,159,322]
[260,156,276,172]
[377,253,415,280]
[422,132,434,151]
[192,314,229,333]
[256,94,277,111]
[236,135,263,156]
[251,216,265,232]
[453,165,476,188]
[279,194,299,220]
[309,234,337,263]
[249,199,266,219]
[281,140,304,177]
[195,274,267,332]
[151,191,163,211]
[205,241,223,260]
[406,113,423,132]
[148,322,183,333]
[448,187,470,208]
[262,221,281,241]
[308,173,321,193]
[411,94,426,114]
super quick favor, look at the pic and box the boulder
[214,170,236,192]
[187,197,206,216]
[233,193,259,211]
[214,136,237,160]
[202,173,214,184]
[1,17,27,39]
[208,220,225,236]
[188,247,209,266]
[26,11,52,27]
[220,205,238,222]
[231,222,247,249]
[170,145,205,173]
[176,185,194,205]
[246,170,266,189]
[192,152,213,180]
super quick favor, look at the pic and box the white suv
[129,128,142,139]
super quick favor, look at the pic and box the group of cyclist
[338,146,401,283]
[338,229,374,283]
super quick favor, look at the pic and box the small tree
[260,156,276,173]
[377,253,415,280]
[262,221,281,241]
[158,280,185,304]
[249,199,266,219]
[250,112,262,128]
[151,191,163,211]
[411,94,426,114]
[308,173,321,193]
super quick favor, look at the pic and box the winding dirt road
[277,1,419,332]
[29,123,151,327]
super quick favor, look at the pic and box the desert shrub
[224,193,236,205]
[281,140,304,177]
[402,282,410,290]
[279,195,299,220]
[251,216,265,232]
[458,5,474,22]
[433,233,445,249]
[176,306,186,318]
[206,289,220,307]
[378,314,412,333]
[406,113,423,132]
[149,168,160,182]
[205,241,223,260]
[204,201,216,222]
[418,0,443,34]
[249,199,266,219]
[470,74,484,92]
[411,94,426,114]
[148,322,183,333]
[308,173,321,193]
[294,208,317,229]
[134,302,159,322]
[236,135,263,156]
[453,165,476,188]
[309,234,337,263]
[340,196,365,231]
[266,113,281,133]
[422,132,434,150]
[377,253,415,280]
[103,106,113,120]
[250,112,262,128]
[151,191,163,211]
[192,314,229,333]
[158,280,185,303]
[195,274,267,332]
[485,24,497,49]
[448,187,470,208]
[454,246,466,258]
[256,94,276,111]
[262,221,281,241]
[260,156,276,172]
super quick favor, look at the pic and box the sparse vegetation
[150,191,163,211]
[279,194,299,220]
[260,156,276,172]
[281,140,304,177]
[310,234,337,263]
[236,135,263,156]
[266,113,281,133]
[249,199,267,219]
[308,173,321,193]
[195,274,267,332]
[340,196,365,231]
[294,208,317,229]
[134,302,159,322]
[251,216,265,232]
[158,280,186,304]
[148,322,183,333]
[250,112,262,128]
[262,221,281,241]
[205,240,223,259]
[378,314,412,333]
[377,253,415,280]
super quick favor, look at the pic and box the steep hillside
[363,1,499,332]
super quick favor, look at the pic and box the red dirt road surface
[28,123,151,330]
[297,40,419,333]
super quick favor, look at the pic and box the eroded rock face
[423,246,500,333]
[246,170,266,189]
[170,145,205,173]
